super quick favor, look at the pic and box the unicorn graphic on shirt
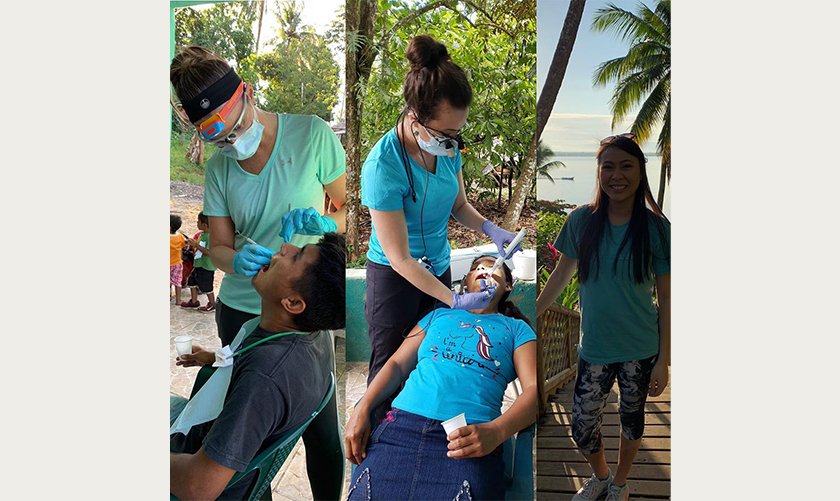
[449,321,476,349]
[474,325,493,362]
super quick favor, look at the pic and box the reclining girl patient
[345,255,537,500]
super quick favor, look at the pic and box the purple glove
[482,220,523,259]
[451,279,497,310]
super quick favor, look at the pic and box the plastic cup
[174,335,193,357]
[441,413,467,437]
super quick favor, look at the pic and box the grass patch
[170,132,217,186]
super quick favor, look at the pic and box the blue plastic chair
[171,370,337,501]
[502,423,536,501]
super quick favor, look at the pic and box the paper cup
[174,336,193,357]
[441,413,467,437]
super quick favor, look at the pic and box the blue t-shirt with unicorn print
[392,308,536,425]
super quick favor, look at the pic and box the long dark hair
[577,137,670,284]
[468,255,532,327]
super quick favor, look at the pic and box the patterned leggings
[571,355,657,454]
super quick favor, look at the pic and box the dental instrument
[488,228,527,277]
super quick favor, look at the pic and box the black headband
[181,68,243,123]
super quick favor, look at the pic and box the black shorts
[187,266,215,294]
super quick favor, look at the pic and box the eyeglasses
[600,133,635,145]
[197,81,245,142]
[418,121,468,150]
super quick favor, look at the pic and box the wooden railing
[536,303,581,415]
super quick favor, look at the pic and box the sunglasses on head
[198,81,245,141]
[600,133,636,145]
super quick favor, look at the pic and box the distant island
[553,151,661,157]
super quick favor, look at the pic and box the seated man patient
[170,233,345,500]
[345,255,537,501]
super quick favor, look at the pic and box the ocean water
[537,156,671,217]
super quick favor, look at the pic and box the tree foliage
[173,1,341,125]
[357,0,536,199]
[591,0,670,205]
[174,3,258,67]
[240,35,340,120]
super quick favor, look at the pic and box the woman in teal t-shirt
[536,135,670,501]
[360,35,524,423]
[345,256,537,500]
[170,46,346,347]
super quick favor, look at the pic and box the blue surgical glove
[280,207,338,242]
[232,244,275,277]
[451,279,497,310]
[482,220,523,259]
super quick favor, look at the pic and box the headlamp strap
[182,68,243,122]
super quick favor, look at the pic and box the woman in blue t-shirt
[345,256,537,500]
[361,35,523,423]
[536,135,671,501]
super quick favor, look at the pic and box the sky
[537,0,662,153]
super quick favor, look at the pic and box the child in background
[170,214,189,303]
[181,211,217,312]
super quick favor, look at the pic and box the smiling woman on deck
[536,135,671,501]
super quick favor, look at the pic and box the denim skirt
[347,409,505,501]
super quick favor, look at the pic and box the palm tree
[536,140,565,184]
[273,0,314,47]
[591,0,670,206]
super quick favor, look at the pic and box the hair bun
[405,35,450,71]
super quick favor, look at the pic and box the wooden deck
[536,379,671,500]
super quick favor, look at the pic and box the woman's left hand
[648,360,669,397]
[446,422,504,459]
[482,221,523,258]
[280,207,338,242]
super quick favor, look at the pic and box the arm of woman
[449,171,487,232]
[345,324,426,465]
[536,253,578,318]
[370,208,456,306]
[649,273,671,397]
[208,216,238,274]
[446,340,537,459]
[323,173,346,233]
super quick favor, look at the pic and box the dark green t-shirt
[554,207,670,364]
[193,232,215,271]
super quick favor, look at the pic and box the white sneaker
[605,482,629,501]
[572,471,612,500]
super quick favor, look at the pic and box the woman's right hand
[175,346,215,367]
[344,404,372,465]
[451,280,497,310]
[232,244,275,276]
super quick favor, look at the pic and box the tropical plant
[591,0,670,206]
[536,140,565,184]
[537,205,579,310]
[271,0,315,46]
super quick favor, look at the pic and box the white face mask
[219,105,264,160]
[415,125,458,158]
